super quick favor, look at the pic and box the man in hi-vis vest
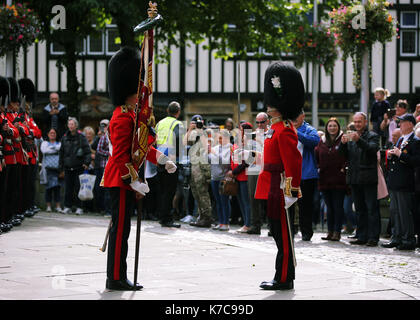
[155,101,184,228]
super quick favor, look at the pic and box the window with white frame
[400,11,418,57]
[50,38,85,55]
[50,27,119,56]
[87,32,104,55]
[106,28,120,55]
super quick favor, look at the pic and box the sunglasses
[256,120,266,124]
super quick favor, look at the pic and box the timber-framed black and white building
[1,0,420,129]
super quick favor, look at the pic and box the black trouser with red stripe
[266,166,295,283]
[107,187,136,281]
[269,217,295,283]
[0,167,8,223]
[6,164,19,219]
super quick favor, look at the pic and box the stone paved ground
[0,211,419,300]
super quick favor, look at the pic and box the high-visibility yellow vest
[155,116,182,154]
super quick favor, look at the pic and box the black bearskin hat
[18,78,36,104]
[263,61,305,120]
[7,77,20,103]
[108,46,141,107]
[0,76,10,107]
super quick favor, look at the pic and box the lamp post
[360,0,369,119]
[312,0,319,129]
[5,0,13,77]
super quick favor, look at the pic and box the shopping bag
[78,173,96,201]
[39,165,48,185]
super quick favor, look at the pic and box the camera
[386,108,396,118]
[196,119,204,129]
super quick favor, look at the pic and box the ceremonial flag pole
[131,1,162,287]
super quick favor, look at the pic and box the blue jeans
[237,180,251,227]
[344,194,357,229]
[210,180,231,225]
[323,189,346,233]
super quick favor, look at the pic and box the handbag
[220,177,238,196]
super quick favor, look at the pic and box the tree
[26,0,103,117]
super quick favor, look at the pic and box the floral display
[329,0,397,88]
[288,21,338,75]
[0,2,43,57]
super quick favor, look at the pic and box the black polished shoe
[24,210,35,217]
[350,239,367,245]
[246,227,261,235]
[259,279,294,290]
[301,235,312,241]
[396,243,416,251]
[268,231,273,237]
[189,219,212,228]
[106,278,143,291]
[348,235,358,239]
[31,206,41,213]
[366,240,378,247]
[161,222,181,228]
[9,218,21,227]
[381,241,400,248]
[1,223,12,232]
[16,214,25,221]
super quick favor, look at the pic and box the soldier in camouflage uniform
[183,115,213,228]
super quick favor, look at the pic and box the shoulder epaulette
[120,105,128,113]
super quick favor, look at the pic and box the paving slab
[0,212,419,300]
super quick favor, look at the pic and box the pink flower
[9,36,13,40]
[18,35,23,40]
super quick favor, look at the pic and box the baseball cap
[397,114,416,125]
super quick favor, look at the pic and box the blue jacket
[296,121,320,180]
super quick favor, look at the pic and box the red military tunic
[24,114,42,165]
[255,119,302,218]
[102,105,158,190]
[1,113,19,165]
[255,118,302,283]
[5,112,28,165]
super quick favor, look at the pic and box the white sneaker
[180,215,194,223]
[46,206,52,212]
[75,208,83,215]
[62,207,71,214]
[56,207,63,213]
[219,225,229,231]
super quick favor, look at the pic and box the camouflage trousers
[190,164,212,221]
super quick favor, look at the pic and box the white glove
[165,160,177,173]
[130,180,150,195]
[284,196,298,209]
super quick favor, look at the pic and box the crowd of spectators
[3,89,419,252]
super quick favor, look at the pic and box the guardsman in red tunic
[6,78,29,224]
[19,78,42,217]
[0,76,20,232]
[103,47,177,291]
[255,62,304,290]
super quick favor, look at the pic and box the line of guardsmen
[0,76,42,235]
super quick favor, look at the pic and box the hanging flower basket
[288,22,338,75]
[328,0,397,88]
[0,2,43,57]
